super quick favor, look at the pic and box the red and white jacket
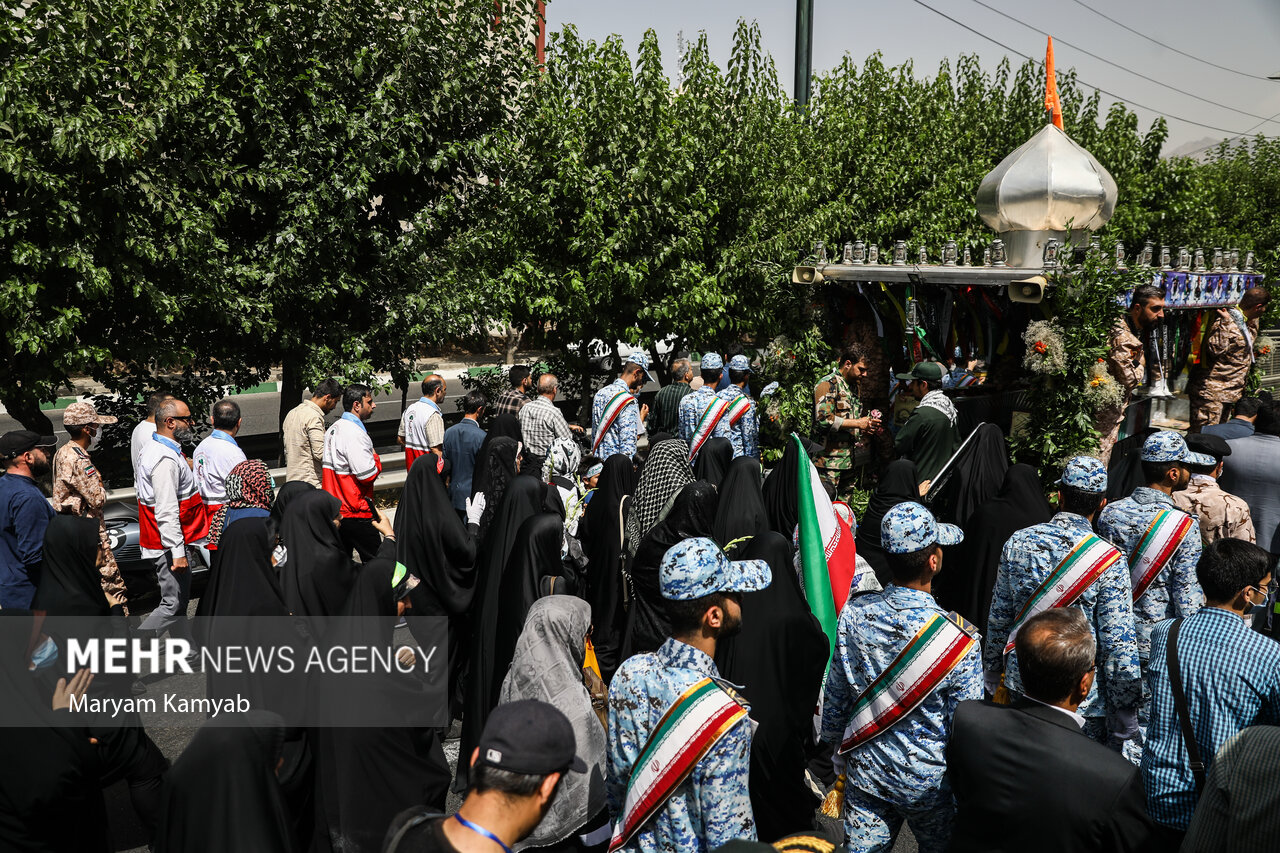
[193,429,247,516]
[137,434,209,559]
[399,397,443,471]
[323,413,382,518]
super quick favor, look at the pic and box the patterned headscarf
[542,437,582,483]
[624,439,693,559]
[208,460,276,548]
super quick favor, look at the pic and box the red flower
[1033,341,1048,355]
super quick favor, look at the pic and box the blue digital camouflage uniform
[716,385,759,459]
[606,638,756,853]
[820,585,983,852]
[1097,486,1204,751]
[677,386,732,460]
[984,512,1143,739]
[592,378,642,459]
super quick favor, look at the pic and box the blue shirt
[1141,608,1280,830]
[607,638,755,853]
[592,379,641,459]
[985,512,1142,720]
[442,418,486,511]
[0,472,55,609]
[716,385,759,460]
[820,585,983,816]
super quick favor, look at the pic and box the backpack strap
[1166,619,1206,795]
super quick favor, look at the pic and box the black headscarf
[925,422,1009,527]
[762,438,802,538]
[194,518,311,723]
[0,611,110,853]
[623,481,719,657]
[624,438,693,559]
[276,489,356,639]
[694,437,733,487]
[315,557,451,852]
[154,712,292,853]
[582,455,637,680]
[395,452,477,617]
[937,463,1052,632]
[267,480,313,548]
[34,515,108,617]
[457,474,546,790]
[473,414,522,495]
[714,456,768,548]
[855,460,920,585]
[473,436,521,537]
[715,532,828,841]
[492,513,567,711]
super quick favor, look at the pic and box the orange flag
[1045,37,1063,130]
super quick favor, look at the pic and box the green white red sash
[609,677,747,852]
[1129,507,1194,602]
[688,397,731,459]
[725,394,752,425]
[592,390,636,453]
[838,612,976,754]
[1003,533,1122,654]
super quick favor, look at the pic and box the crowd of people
[1,323,1279,853]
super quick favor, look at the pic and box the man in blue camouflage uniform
[984,456,1143,750]
[678,353,733,461]
[592,352,650,459]
[607,537,769,853]
[820,502,983,853]
[717,354,759,459]
[1097,431,1207,759]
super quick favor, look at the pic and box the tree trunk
[504,325,523,365]
[0,390,55,436]
[577,330,595,424]
[278,358,306,465]
[648,341,669,385]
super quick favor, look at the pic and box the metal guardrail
[104,451,411,507]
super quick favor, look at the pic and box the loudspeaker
[1008,275,1046,304]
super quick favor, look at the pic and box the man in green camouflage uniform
[814,346,881,502]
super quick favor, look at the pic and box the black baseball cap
[1185,432,1231,462]
[0,430,56,457]
[475,700,586,775]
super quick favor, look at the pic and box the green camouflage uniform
[813,371,862,502]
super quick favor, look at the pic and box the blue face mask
[30,635,58,671]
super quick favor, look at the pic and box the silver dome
[976,124,1118,267]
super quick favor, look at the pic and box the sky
[544,0,1280,156]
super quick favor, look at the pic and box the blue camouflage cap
[760,381,780,397]
[700,352,724,370]
[626,350,651,379]
[659,537,772,601]
[727,354,752,372]
[1141,430,1214,467]
[1056,456,1107,494]
[880,501,963,555]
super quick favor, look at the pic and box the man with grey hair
[518,373,583,477]
[948,608,1159,853]
[647,357,693,437]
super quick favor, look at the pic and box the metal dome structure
[976,123,1118,268]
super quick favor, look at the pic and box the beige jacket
[282,399,326,487]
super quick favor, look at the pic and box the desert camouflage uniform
[1187,309,1259,432]
[813,371,862,502]
[52,442,128,610]
[607,637,755,853]
[1172,474,1255,544]
[820,585,982,852]
[984,512,1142,744]
[1097,318,1146,466]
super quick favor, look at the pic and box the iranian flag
[792,434,859,662]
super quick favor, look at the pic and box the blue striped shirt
[1141,607,1280,829]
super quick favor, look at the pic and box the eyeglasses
[168,415,195,424]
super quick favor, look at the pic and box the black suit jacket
[946,699,1159,853]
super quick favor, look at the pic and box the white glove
[465,492,486,526]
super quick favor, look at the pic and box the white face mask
[87,426,102,452]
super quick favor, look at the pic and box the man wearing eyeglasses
[1142,538,1280,845]
[136,398,209,642]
